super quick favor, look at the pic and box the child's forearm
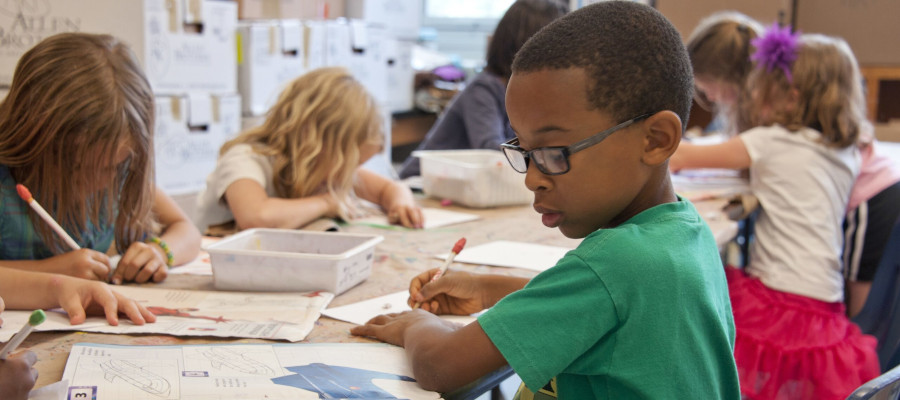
[403,317,508,392]
[0,267,58,310]
[238,195,334,229]
[479,275,530,307]
[158,220,201,266]
[381,181,416,210]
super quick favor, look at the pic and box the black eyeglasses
[500,113,652,175]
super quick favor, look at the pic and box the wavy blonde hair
[746,34,867,148]
[687,11,763,134]
[0,33,155,254]
[221,67,383,219]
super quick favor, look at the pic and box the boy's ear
[641,111,682,166]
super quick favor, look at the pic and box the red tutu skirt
[725,267,880,400]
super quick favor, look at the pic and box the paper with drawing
[61,342,440,400]
[437,240,573,272]
[352,207,480,229]
[322,291,478,326]
[0,286,333,342]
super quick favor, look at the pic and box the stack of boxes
[0,0,241,196]
[0,0,422,204]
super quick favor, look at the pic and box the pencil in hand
[16,184,81,251]
[0,310,46,360]
[413,238,466,309]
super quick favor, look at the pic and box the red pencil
[413,237,466,309]
[16,184,81,250]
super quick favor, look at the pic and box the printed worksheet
[0,287,333,342]
[352,207,480,229]
[322,291,478,326]
[61,343,441,400]
[437,240,573,272]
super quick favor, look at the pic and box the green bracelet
[147,236,174,267]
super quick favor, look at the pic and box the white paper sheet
[437,240,573,272]
[322,291,477,326]
[61,342,440,400]
[352,207,480,229]
[0,286,333,342]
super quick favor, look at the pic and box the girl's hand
[387,202,424,229]
[0,351,37,400]
[48,249,111,281]
[49,275,156,326]
[111,241,168,284]
[409,269,487,315]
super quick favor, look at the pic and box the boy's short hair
[512,1,693,129]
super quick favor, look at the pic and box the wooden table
[24,197,736,396]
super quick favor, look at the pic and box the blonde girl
[671,30,879,399]
[196,67,422,232]
[0,33,201,285]
[686,11,763,135]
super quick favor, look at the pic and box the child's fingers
[113,295,146,326]
[349,324,375,337]
[136,302,157,323]
[410,207,424,229]
[59,293,88,325]
[89,287,120,326]
[134,259,165,283]
[151,264,169,283]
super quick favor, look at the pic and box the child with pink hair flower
[671,25,879,400]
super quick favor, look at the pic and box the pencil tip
[15,184,32,202]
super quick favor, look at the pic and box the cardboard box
[154,93,242,195]
[240,0,345,19]
[238,20,306,116]
[796,0,900,65]
[0,0,237,94]
[655,0,790,41]
[345,0,421,40]
[207,228,383,294]
[384,39,415,112]
[304,20,327,70]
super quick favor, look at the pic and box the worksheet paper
[322,291,478,326]
[352,207,480,229]
[60,342,440,400]
[0,286,333,342]
[437,240,573,272]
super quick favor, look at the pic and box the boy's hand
[49,275,156,326]
[387,203,424,229]
[0,350,37,400]
[350,310,445,346]
[49,249,111,281]
[409,269,487,315]
[112,241,168,284]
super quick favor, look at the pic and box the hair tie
[750,23,800,83]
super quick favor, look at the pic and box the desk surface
[25,197,736,392]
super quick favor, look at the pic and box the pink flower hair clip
[751,24,800,83]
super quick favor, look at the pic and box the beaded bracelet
[146,236,174,267]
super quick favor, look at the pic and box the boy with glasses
[352,2,740,398]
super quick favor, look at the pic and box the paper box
[304,20,327,70]
[346,0,422,40]
[414,150,533,208]
[154,93,242,195]
[207,228,384,294]
[324,19,352,68]
[0,0,236,94]
[348,20,388,105]
[238,19,306,116]
[384,39,415,112]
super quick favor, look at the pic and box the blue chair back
[853,217,900,372]
[846,364,900,399]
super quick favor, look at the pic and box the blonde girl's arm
[224,178,339,229]
[152,187,201,266]
[354,168,423,228]
[669,136,752,172]
[0,267,155,326]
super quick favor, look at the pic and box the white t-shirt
[740,125,860,302]
[194,144,276,231]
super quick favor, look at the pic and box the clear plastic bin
[206,228,383,294]
[413,150,532,208]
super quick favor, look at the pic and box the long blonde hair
[747,34,867,148]
[687,11,763,134]
[0,33,155,254]
[221,67,383,218]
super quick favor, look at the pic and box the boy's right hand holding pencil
[408,269,531,316]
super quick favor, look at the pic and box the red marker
[16,184,81,250]
[413,238,466,309]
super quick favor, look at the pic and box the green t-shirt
[478,198,740,399]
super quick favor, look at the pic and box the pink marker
[413,237,466,309]
[16,184,81,250]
